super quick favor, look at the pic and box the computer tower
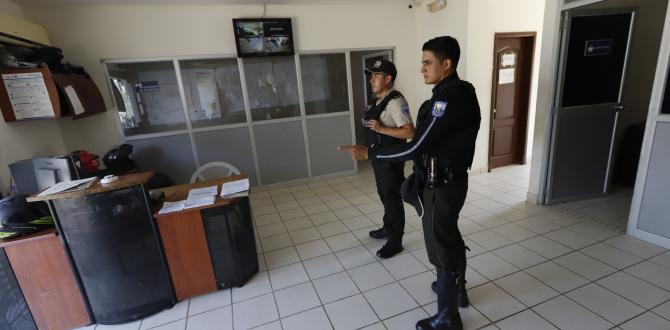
[8,159,39,196]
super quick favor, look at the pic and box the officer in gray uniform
[362,59,415,258]
[340,36,480,330]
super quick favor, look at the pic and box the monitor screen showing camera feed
[233,18,294,58]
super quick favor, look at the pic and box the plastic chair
[190,162,241,183]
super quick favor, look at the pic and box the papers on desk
[221,178,250,198]
[183,195,216,209]
[187,185,218,199]
[158,185,218,214]
[37,177,98,197]
[158,179,250,214]
[158,201,185,214]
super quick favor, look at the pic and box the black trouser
[421,172,468,271]
[372,158,406,241]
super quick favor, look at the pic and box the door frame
[627,4,670,248]
[488,32,537,172]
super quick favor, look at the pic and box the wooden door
[489,33,535,170]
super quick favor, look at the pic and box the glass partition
[179,58,246,127]
[243,56,300,121]
[300,53,350,115]
[107,61,187,136]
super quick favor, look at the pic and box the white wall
[413,0,469,105]
[414,0,545,173]
[21,3,419,159]
[466,0,545,172]
[0,0,22,18]
[16,1,547,188]
[529,0,563,200]
[0,1,67,193]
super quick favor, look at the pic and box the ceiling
[13,0,413,5]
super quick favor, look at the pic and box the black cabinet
[202,197,258,288]
[0,249,36,330]
[52,185,175,324]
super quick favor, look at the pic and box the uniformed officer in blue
[339,36,481,330]
[362,59,415,259]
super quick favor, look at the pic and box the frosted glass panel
[128,134,196,184]
[254,121,308,184]
[243,56,300,121]
[300,53,350,115]
[193,128,258,185]
[307,116,354,176]
[179,59,247,127]
[637,122,670,238]
[107,61,186,136]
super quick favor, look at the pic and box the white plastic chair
[190,161,241,183]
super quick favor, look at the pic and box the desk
[0,228,89,330]
[28,172,175,325]
[153,175,258,301]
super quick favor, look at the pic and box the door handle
[614,104,624,111]
[493,108,497,118]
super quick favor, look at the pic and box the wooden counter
[152,174,256,300]
[27,171,175,325]
[27,172,154,202]
[1,228,90,330]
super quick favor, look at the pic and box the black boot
[432,248,470,307]
[369,227,390,239]
[456,248,470,308]
[417,270,463,330]
[431,277,469,308]
[376,237,403,259]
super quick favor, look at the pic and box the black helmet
[103,144,137,174]
[0,195,49,228]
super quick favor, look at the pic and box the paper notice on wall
[498,68,516,85]
[501,53,516,67]
[2,72,55,119]
[64,85,85,115]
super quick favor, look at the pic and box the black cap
[364,59,397,80]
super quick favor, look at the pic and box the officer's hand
[367,120,384,132]
[337,145,369,160]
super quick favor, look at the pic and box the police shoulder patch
[401,102,410,116]
[432,100,448,118]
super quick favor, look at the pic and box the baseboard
[253,170,358,192]
[468,166,488,176]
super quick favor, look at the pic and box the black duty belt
[421,156,467,189]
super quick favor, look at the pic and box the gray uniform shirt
[376,89,413,129]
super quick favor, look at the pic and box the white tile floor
[76,163,670,330]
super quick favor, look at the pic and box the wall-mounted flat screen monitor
[233,18,294,58]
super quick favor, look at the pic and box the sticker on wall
[498,68,515,85]
[501,53,516,67]
[584,39,614,57]
[135,80,160,92]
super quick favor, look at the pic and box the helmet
[103,144,137,174]
[0,195,48,228]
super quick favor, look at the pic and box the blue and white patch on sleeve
[432,101,448,118]
[401,102,411,116]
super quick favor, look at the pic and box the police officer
[362,59,415,259]
[339,36,480,330]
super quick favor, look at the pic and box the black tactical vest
[364,90,407,147]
